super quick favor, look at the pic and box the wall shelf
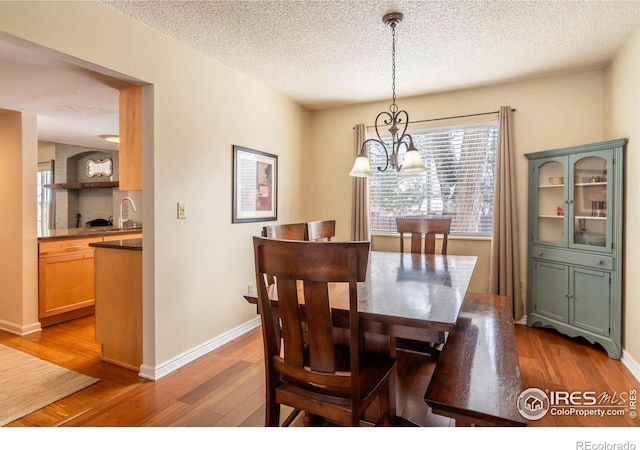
[45,182,119,190]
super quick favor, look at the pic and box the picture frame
[232,145,278,223]
[86,158,113,177]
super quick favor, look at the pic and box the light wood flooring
[1,314,639,428]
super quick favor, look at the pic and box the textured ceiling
[103,0,640,110]
[3,1,640,149]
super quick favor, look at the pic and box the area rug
[0,344,99,426]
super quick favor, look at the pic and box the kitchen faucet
[119,196,137,228]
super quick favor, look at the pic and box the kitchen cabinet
[38,237,101,326]
[119,85,142,191]
[38,231,143,327]
[525,138,625,359]
[92,240,142,370]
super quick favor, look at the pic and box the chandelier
[349,12,426,178]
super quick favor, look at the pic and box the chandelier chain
[391,25,397,113]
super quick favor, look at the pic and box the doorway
[0,33,150,376]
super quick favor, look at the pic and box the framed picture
[232,145,278,223]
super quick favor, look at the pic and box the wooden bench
[424,292,527,427]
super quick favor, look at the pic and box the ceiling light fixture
[102,135,120,144]
[349,12,426,178]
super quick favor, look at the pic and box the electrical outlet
[247,284,255,293]
[177,202,187,219]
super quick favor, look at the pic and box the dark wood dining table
[244,250,477,342]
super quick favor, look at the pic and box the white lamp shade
[349,154,373,177]
[399,149,426,176]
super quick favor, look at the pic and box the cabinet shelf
[575,182,607,187]
[539,182,607,188]
[538,215,564,219]
[45,182,119,190]
[575,215,606,220]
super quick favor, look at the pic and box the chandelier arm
[393,109,409,141]
[361,137,390,172]
[397,126,414,147]
[375,111,394,136]
[395,139,410,169]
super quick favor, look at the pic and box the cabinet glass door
[570,152,612,252]
[534,158,566,245]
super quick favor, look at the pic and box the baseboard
[138,317,261,381]
[514,314,527,326]
[0,318,42,336]
[135,314,640,384]
[622,349,640,384]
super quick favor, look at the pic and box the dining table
[244,250,477,343]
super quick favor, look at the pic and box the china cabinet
[525,138,625,359]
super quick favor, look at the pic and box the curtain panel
[489,106,523,320]
[351,124,370,241]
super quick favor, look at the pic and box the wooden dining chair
[253,236,396,427]
[262,223,307,240]
[260,223,307,287]
[305,219,336,241]
[395,216,452,354]
[396,216,452,255]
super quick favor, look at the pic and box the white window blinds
[369,121,498,235]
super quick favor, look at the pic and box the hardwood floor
[0,315,144,427]
[1,315,639,428]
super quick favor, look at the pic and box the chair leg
[264,378,280,426]
[375,381,393,426]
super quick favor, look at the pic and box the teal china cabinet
[525,138,625,359]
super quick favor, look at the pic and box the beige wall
[37,141,55,164]
[603,27,640,362]
[0,2,310,370]
[0,111,38,334]
[1,1,636,374]
[306,72,604,308]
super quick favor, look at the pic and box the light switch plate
[177,202,187,219]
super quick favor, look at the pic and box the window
[37,162,53,235]
[369,121,498,235]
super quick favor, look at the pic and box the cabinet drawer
[39,237,101,256]
[531,245,613,270]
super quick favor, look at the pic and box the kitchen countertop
[38,226,143,241]
[90,238,142,251]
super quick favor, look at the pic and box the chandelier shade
[349,12,426,178]
[349,153,373,177]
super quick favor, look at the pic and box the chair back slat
[303,281,336,372]
[276,278,306,367]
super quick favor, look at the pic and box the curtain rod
[365,108,516,129]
